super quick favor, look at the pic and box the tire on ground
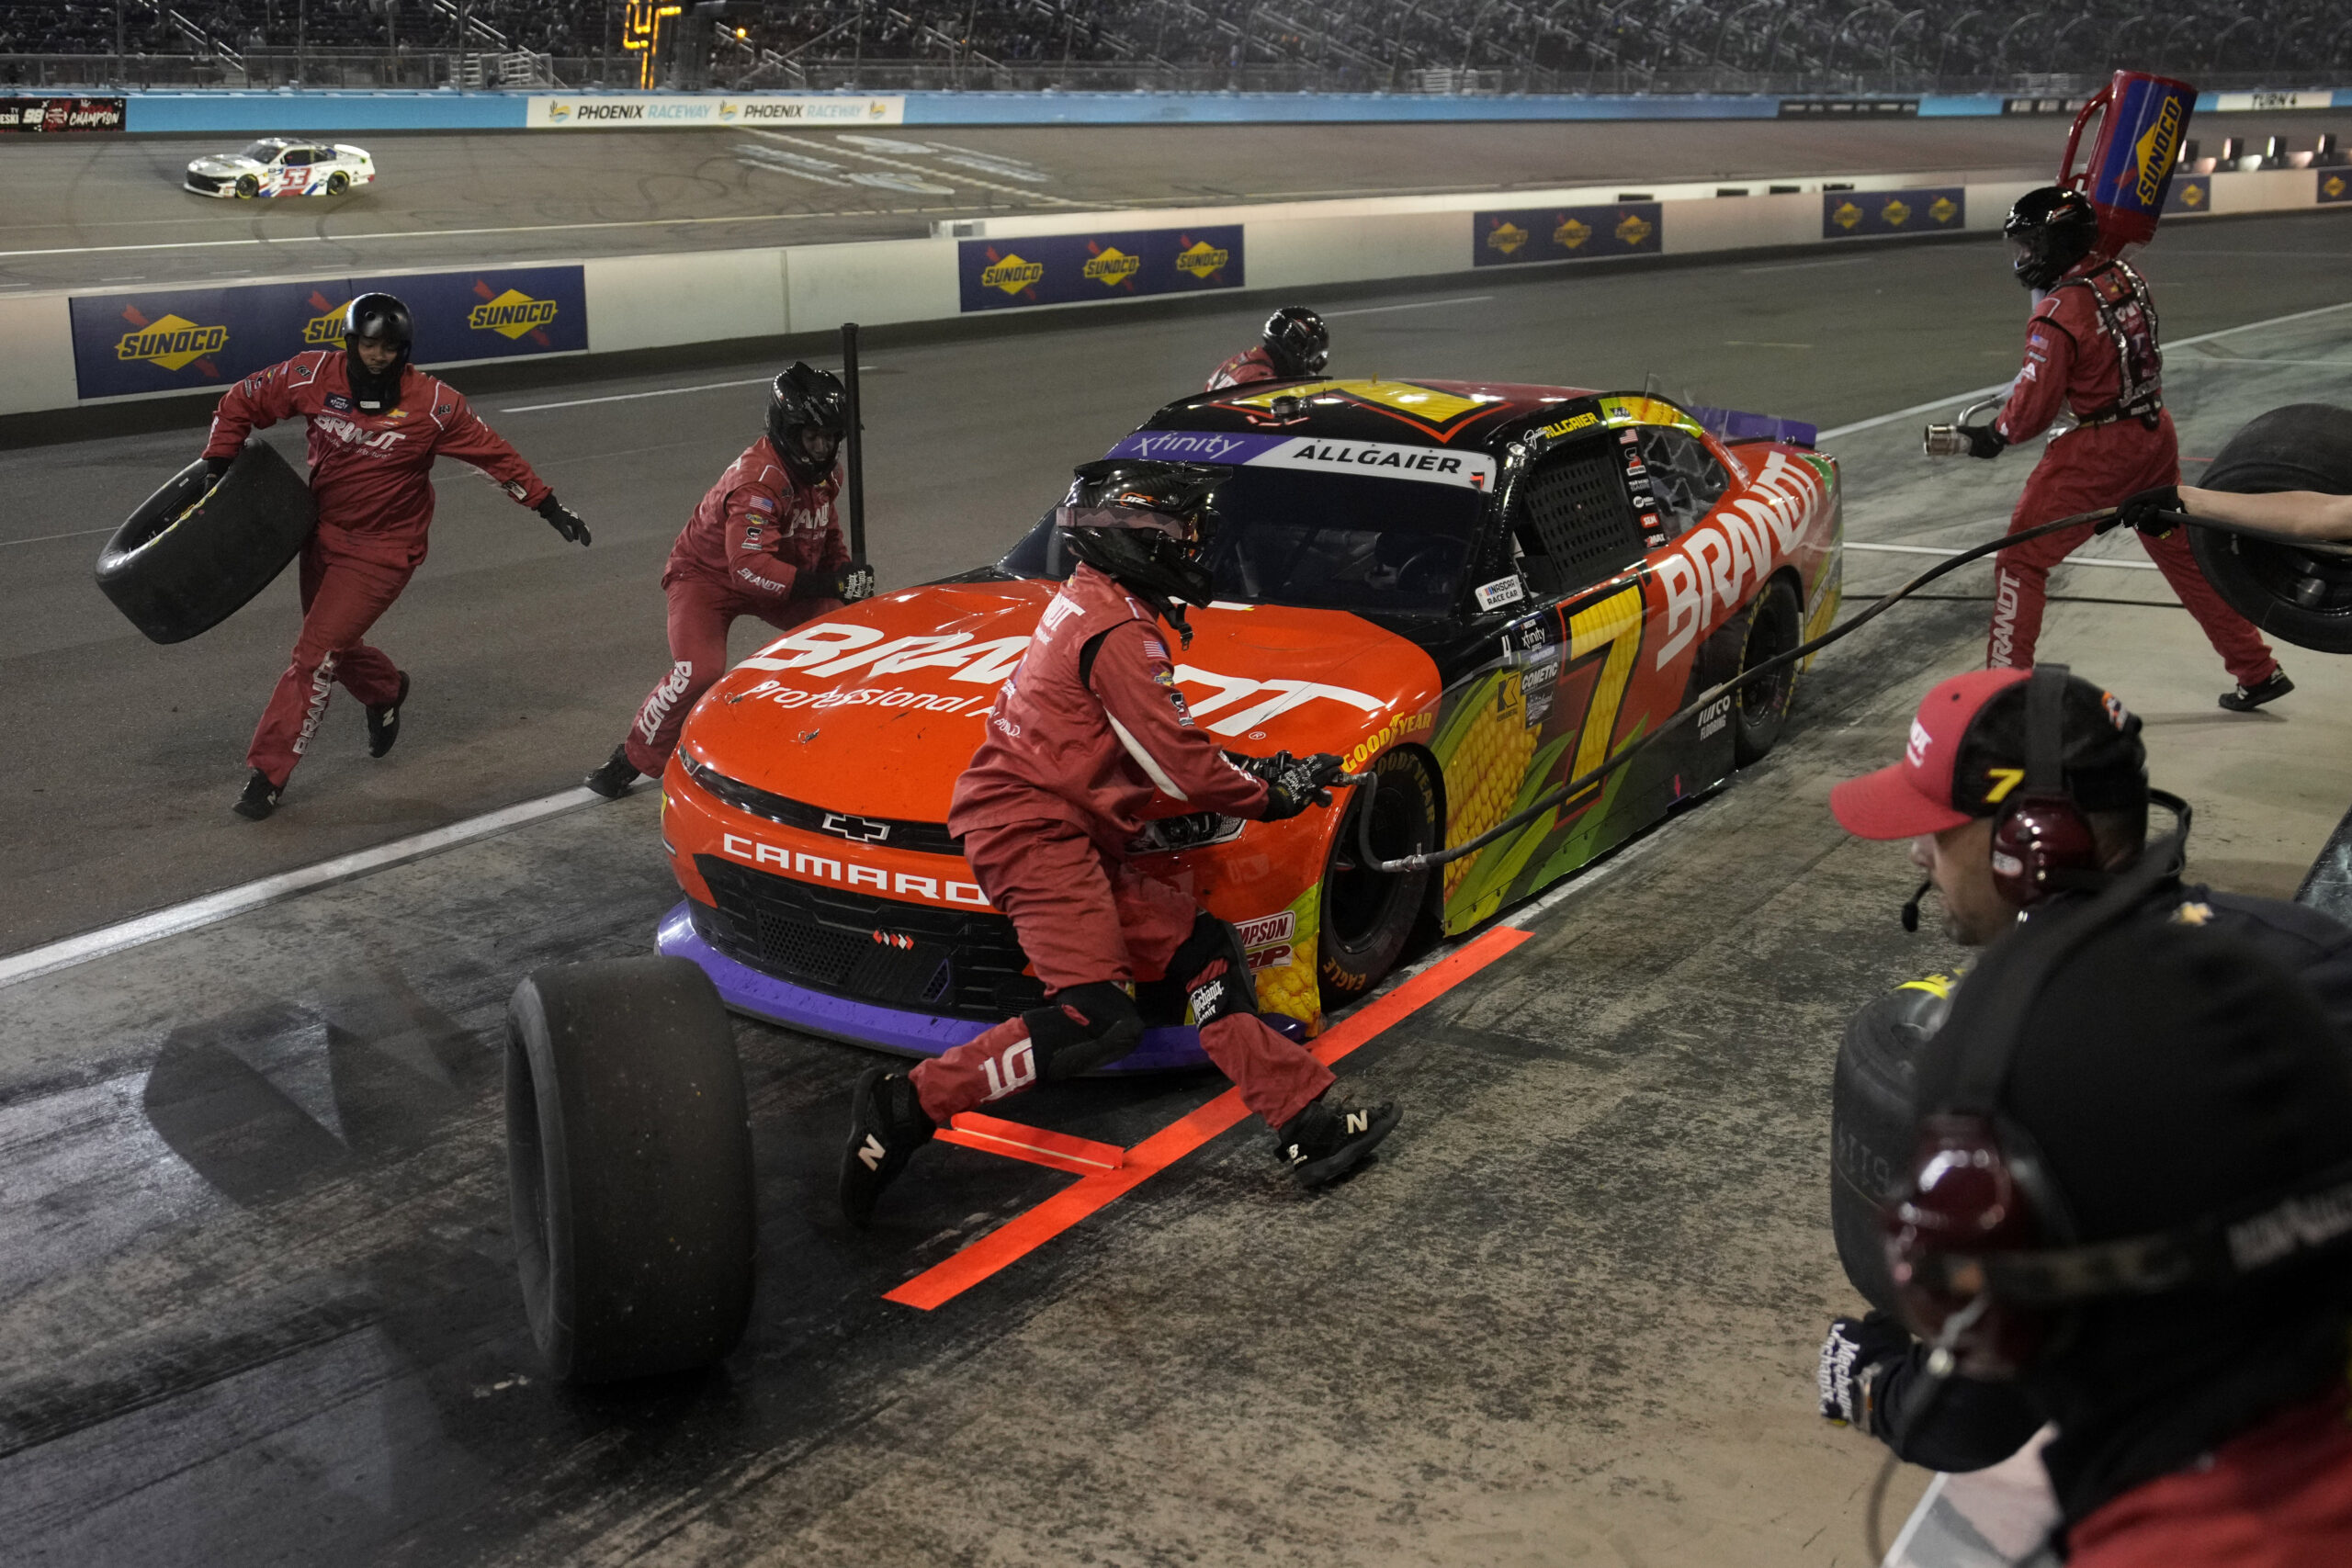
[94,440,316,644]
[1828,981,1951,1316]
[1318,747,1436,1010]
[235,173,258,197]
[2188,402,2352,655]
[505,955,755,1383]
[326,171,349,195]
[1733,575,1804,764]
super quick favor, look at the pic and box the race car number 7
[1562,585,1645,794]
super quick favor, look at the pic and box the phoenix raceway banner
[1822,186,1966,239]
[68,265,587,400]
[1,96,126,133]
[958,226,1244,312]
[526,93,903,129]
[1472,205,1663,266]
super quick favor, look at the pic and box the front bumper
[183,171,235,197]
[657,901,1266,1071]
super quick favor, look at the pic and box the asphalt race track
[0,112,2143,289]
[0,200,2348,1565]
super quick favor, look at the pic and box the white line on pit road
[503,377,778,414]
[1321,296,1495,318]
[1845,540,2160,570]
[0,525,117,549]
[0,788,604,991]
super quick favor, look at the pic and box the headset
[1985,664,2100,908]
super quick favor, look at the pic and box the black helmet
[2003,186,2103,291]
[1057,458,1231,645]
[342,291,413,410]
[1261,306,1329,378]
[767,361,849,484]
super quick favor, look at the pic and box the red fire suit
[1987,261,2276,686]
[1205,344,1282,391]
[203,351,553,786]
[620,435,848,776]
[917,562,1337,1129]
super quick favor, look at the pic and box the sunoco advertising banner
[0,95,126,133]
[1822,186,1965,238]
[2165,174,2215,215]
[526,93,902,129]
[2321,169,2352,206]
[1472,205,1663,266]
[69,266,585,400]
[957,226,1244,313]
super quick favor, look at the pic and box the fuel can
[2060,70,2197,254]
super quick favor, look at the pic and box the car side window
[1506,436,1646,600]
[281,147,312,166]
[1634,426,1731,540]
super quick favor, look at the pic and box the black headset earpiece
[1987,664,2099,907]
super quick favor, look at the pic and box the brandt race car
[183,138,376,198]
[654,378,1844,1068]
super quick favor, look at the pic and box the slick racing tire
[1318,747,1436,1010]
[94,440,316,644]
[2188,403,2352,655]
[1732,576,1803,765]
[325,171,349,195]
[1828,980,1951,1316]
[234,173,258,197]
[505,956,755,1384]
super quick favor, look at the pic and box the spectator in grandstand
[1206,306,1329,391]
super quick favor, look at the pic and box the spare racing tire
[2188,403,2352,655]
[505,956,755,1383]
[1828,975,1954,1316]
[94,440,315,644]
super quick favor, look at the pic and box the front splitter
[655,901,1244,1071]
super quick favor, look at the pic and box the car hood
[187,154,263,174]
[678,578,1444,822]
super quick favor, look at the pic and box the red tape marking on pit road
[882,925,1533,1311]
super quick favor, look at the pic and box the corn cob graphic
[1434,671,1538,904]
[1253,881,1322,1033]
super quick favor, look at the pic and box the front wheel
[1734,576,1803,765]
[1317,748,1436,1010]
[325,170,349,195]
[234,173,258,198]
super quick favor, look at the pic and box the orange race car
[653,378,1843,1068]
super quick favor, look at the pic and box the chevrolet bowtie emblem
[820,811,891,843]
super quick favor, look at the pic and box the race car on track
[653,378,1844,1068]
[183,138,376,198]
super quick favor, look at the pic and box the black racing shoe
[839,1067,935,1227]
[365,671,410,758]
[232,769,281,820]
[583,744,640,800]
[1274,1093,1401,1188]
[2219,669,2293,713]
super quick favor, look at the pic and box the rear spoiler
[1687,404,1818,449]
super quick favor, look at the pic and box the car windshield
[1000,464,1486,615]
[239,141,283,163]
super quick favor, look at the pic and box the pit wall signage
[957,225,1244,312]
[526,94,903,129]
[1822,186,1965,239]
[1472,204,1663,266]
[67,265,586,400]
[0,95,126,133]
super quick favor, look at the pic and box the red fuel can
[2060,70,2197,254]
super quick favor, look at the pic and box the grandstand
[0,0,2342,91]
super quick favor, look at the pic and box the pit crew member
[1815,666,2352,1495]
[837,459,1401,1224]
[2118,483,2352,543]
[1206,305,1329,390]
[203,292,589,820]
[584,364,875,798]
[1968,187,2287,712]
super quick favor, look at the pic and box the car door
[272,145,313,194]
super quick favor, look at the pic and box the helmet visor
[1054,503,1193,542]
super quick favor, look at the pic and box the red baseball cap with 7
[1830,668,2030,840]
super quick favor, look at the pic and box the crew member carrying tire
[837,459,1401,1224]
[584,364,876,799]
[1206,306,1330,390]
[1965,187,2288,712]
[203,292,590,820]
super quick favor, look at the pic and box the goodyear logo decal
[1485,221,1529,255]
[2132,95,2186,207]
[117,313,229,370]
[1614,211,1654,246]
[1344,711,1434,773]
[1173,239,1229,280]
[469,288,560,338]
[981,253,1045,294]
[1082,246,1141,288]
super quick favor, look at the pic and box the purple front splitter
[657,901,1264,1071]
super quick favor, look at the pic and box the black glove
[201,454,233,491]
[1963,424,2007,460]
[1232,750,1343,821]
[536,495,591,547]
[820,560,877,603]
[1817,1312,1912,1435]
[2109,484,2184,537]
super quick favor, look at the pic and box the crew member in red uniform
[203,292,589,820]
[837,460,1401,1224]
[1206,305,1329,390]
[583,364,875,798]
[1964,187,2288,712]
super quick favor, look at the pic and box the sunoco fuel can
[2060,70,2196,254]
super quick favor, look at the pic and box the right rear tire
[505,956,755,1383]
[95,441,316,644]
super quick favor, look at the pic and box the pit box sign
[1473,205,1664,267]
[2165,174,2215,215]
[957,225,1244,312]
[526,94,904,129]
[68,266,587,400]
[2321,170,2352,206]
[1822,186,1966,239]
[0,95,126,133]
